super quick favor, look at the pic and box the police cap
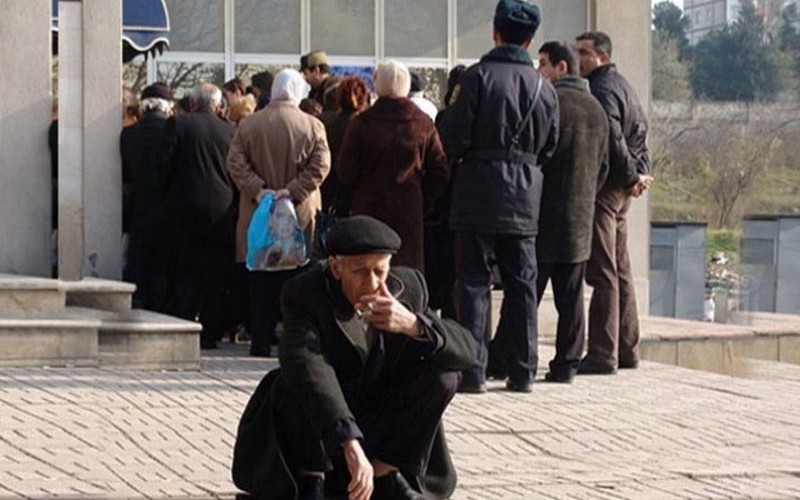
[494,0,541,42]
[327,215,401,256]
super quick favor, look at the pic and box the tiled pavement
[1,343,800,500]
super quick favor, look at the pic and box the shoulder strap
[510,75,544,148]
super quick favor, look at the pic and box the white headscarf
[374,60,411,98]
[270,69,311,105]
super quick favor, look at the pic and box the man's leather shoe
[458,381,487,394]
[544,371,574,383]
[297,475,324,500]
[618,359,639,369]
[577,358,617,375]
[373,471,425,500]
[505,379,532,393]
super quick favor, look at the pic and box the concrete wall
[593,0,652,313]
[0,1,52,276]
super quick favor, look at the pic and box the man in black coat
[574,31,654,375]
[161,83,235,350]
[119,82,173,311]
[439,0,559,393]
[535,42,609,383]
[232,216,476,500]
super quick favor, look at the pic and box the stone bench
[61,278,136,313]
[0,316,99,368]
[0,274,64,314]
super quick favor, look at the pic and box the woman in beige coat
[227,69,331,357]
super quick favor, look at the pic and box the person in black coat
[535,42,609,383]
[231,216,476,500]
[119,82,174,311]
[574,31,653,375]
[161,83,235,350]
[438,0,559,393]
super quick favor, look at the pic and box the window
[235,0,301,54]
[385,0,447,58]
[310,0,375,56]
[164,0,224,52]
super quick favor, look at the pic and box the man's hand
[255,188,274,203]
[626,174,654,198]
[275,188,291,200]
[342,440,373,500]
[356,281,421,337]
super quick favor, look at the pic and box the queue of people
[116,1,652,498]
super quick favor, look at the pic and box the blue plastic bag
[246,194,309,271]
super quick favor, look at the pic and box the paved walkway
[1,343,800,500]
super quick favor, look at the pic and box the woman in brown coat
[336,61,449,273]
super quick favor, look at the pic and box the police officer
[439,0,559,393]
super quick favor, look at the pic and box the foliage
[652,31,692,102]
[689,1,781,101]
[706,229,740,260]
[652,1,690,58]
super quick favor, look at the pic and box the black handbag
[314,207,338,257]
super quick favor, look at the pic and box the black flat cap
[327,215,401,256]
[494,0,541,40]
[141,82,172,101]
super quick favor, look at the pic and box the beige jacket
[227,100,331,262]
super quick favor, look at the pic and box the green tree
[652,1,690,58]
[652,30,692,101]
[690,1,781,101]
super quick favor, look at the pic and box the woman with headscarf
[335,60,449,273]
[227,68,331,357]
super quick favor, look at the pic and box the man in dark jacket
[162,83,235,350]
[439,0,559,393]
[574,31,654,375]
[536,42,609,383]
[231,216,476,500]
[119,82,173,311]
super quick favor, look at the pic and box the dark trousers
[423,225,456,319]
[169,244,231,348]
[537,262,586,377]
[276,367,459,490]
[249,268,301,355]
[585,183,640,367]
[454,231,538,385]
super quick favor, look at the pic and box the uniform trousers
[585,182,640,367]
[454,232,538,386]
[536,262,586,377]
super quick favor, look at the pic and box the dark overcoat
[439,45,559,236]
[537,76,610,264]
[335,98,450,272]
[320,109,357,209]
[232,263,476,500]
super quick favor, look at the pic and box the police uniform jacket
[585,64,651,189]
[232,262,477,500]
[439,44,559,235]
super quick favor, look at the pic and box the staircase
[0,274,201,370]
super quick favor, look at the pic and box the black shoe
[577,358,617,375]
[618,359,639,369]
[373,471,425,500]
[505,379,532,393]
[249,347,272,358]
[486,351,508,381]
[544,371,574,383]
[458,381,487,394]
[297,475,324,500]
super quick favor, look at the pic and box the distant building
[685,0,795,44]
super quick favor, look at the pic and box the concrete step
[0,316,99,368]
[62,277,136,313]
[66,307,202,371]
[0,274,65,314]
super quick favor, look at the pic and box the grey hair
[190,82,223,112]
[140,97,173,114]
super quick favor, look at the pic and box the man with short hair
[408,72,438,122]
[573,31,653,375]
[301,50,332,108]
[439,0,559,393]
[536,41,609,383]
[251,71,274,110]
[162,82,235,350]
[232,215,476,500]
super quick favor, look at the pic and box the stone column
[58,0,122,280]
[592,0,652,313]
[82,0,122,280]
[0,1,52,276]
[58,0,85,280]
